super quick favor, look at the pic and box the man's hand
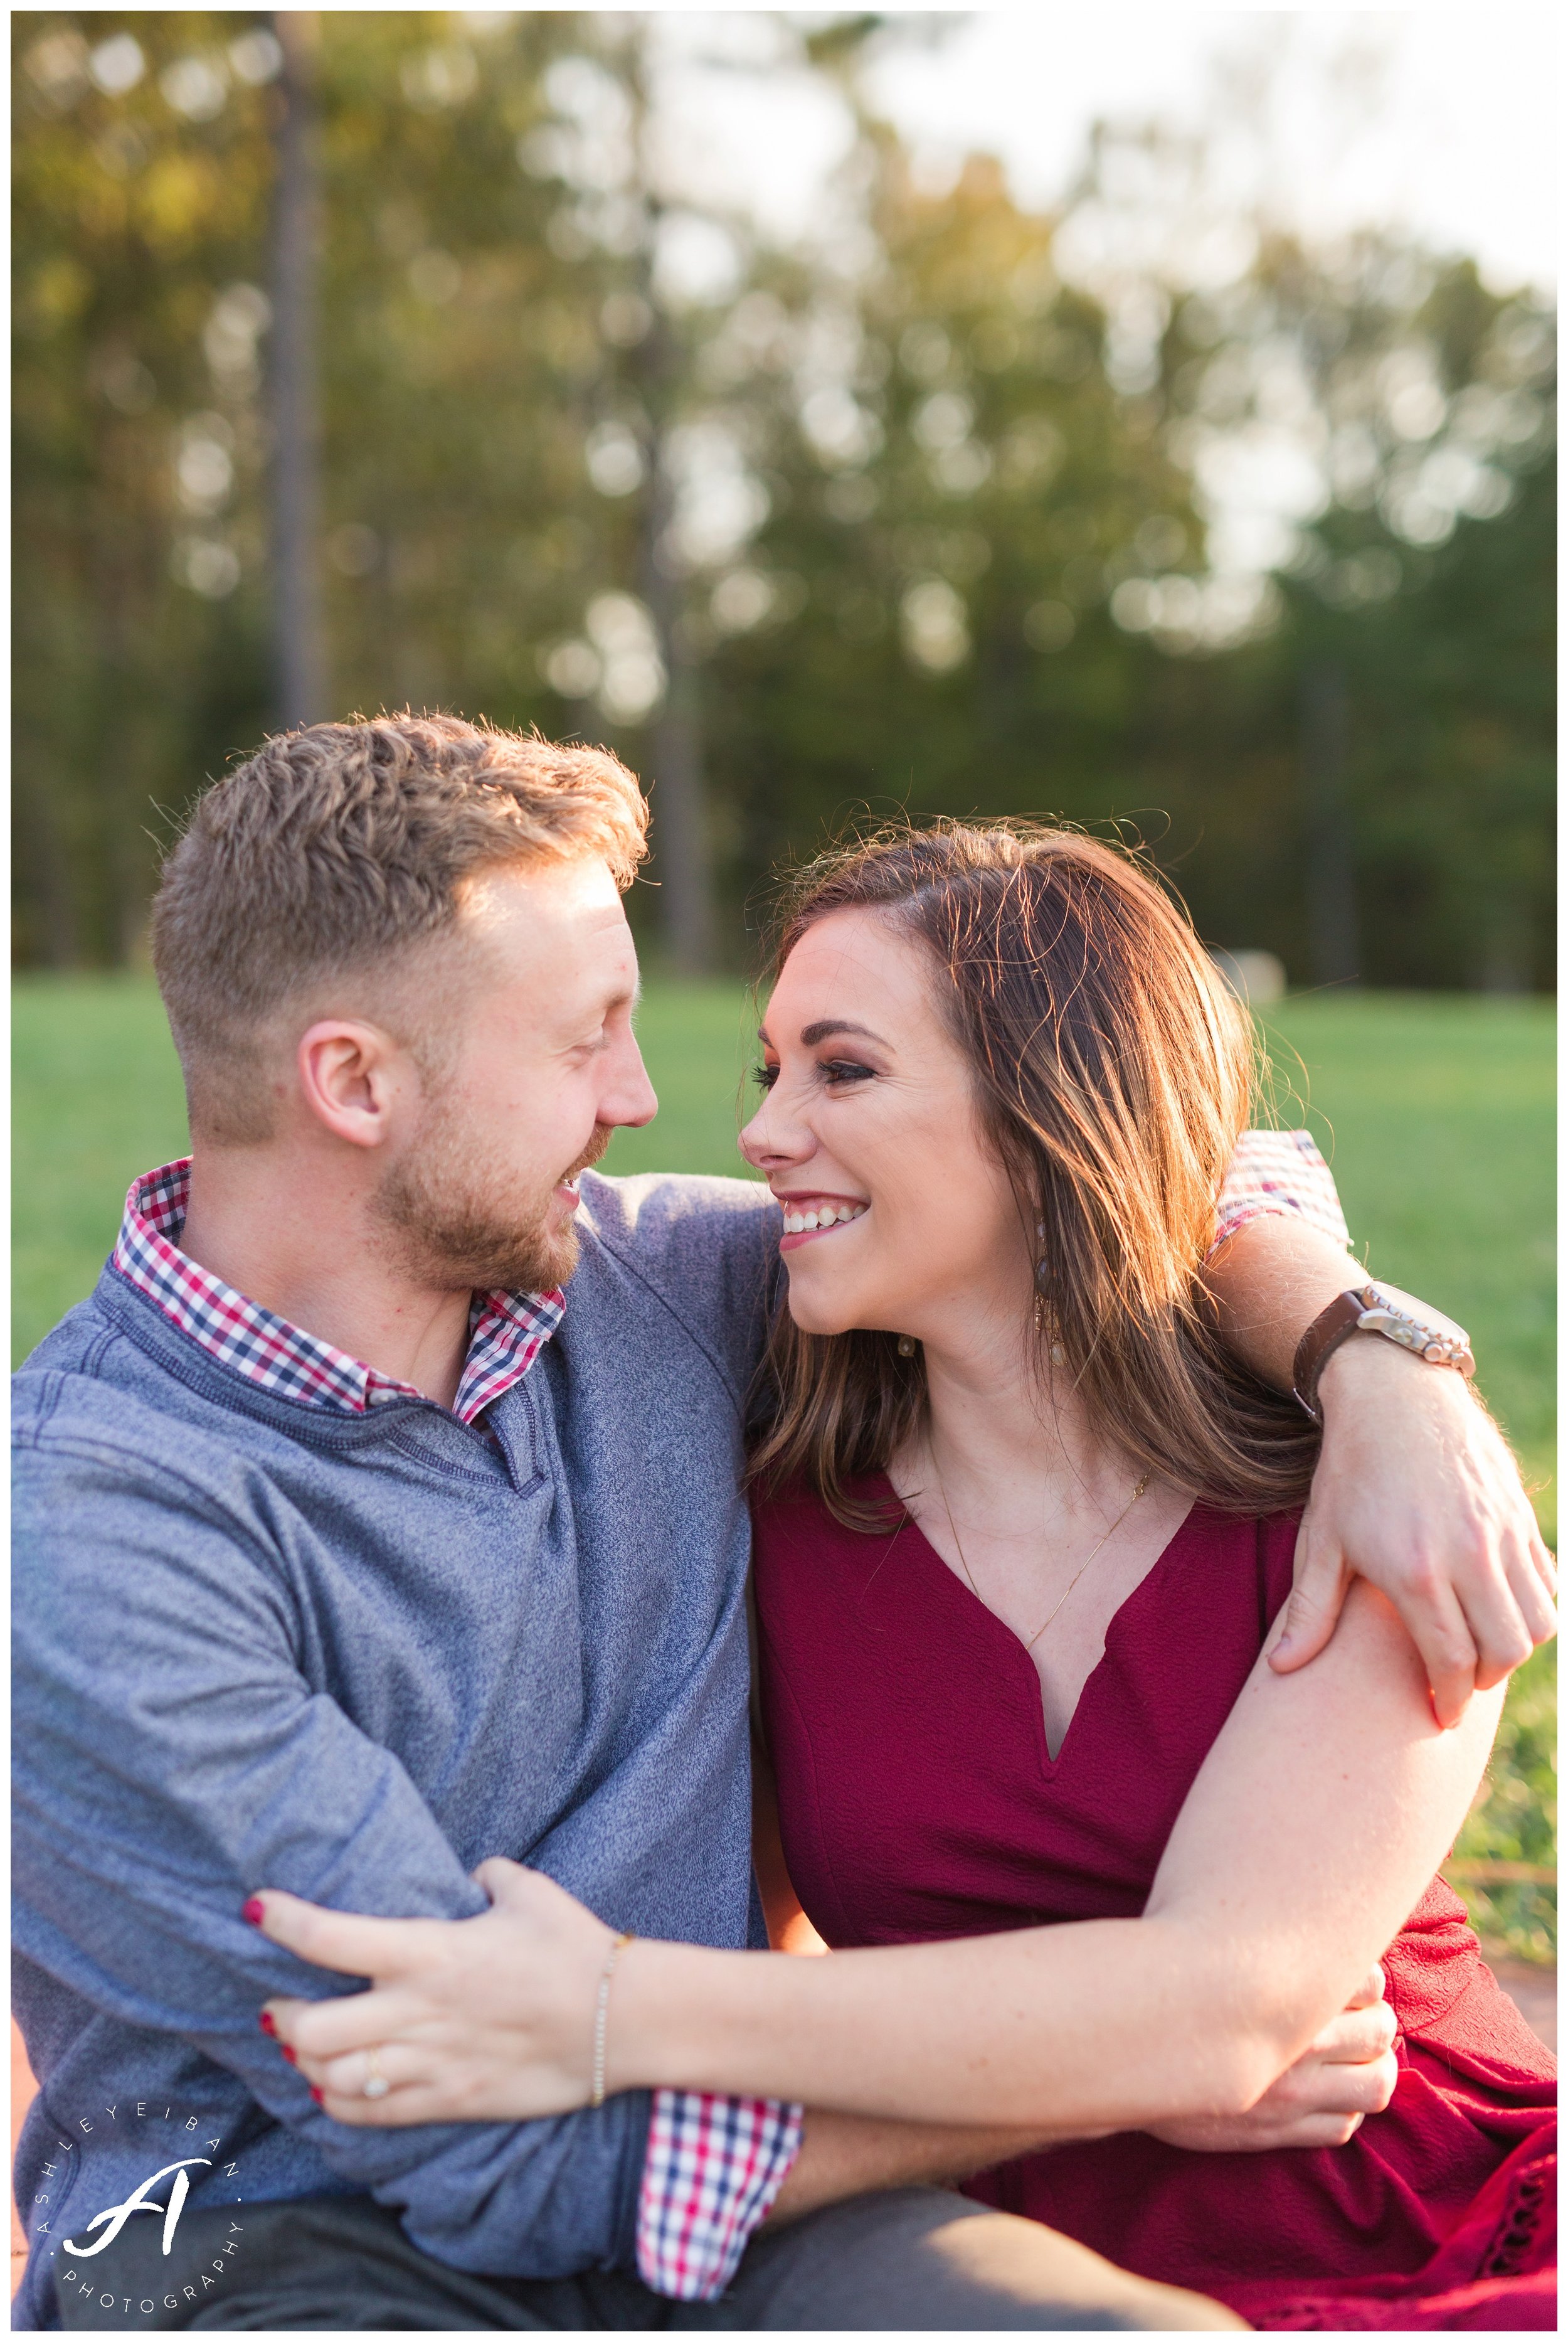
[1270,1339,1557,1728]
[1146,1966,1396,2153]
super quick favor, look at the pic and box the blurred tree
[13,9,280,964]
[11,10,1555,987]
[269,8,324,725]
[1145,229,1556,989]
[303,11,598,715]
[307,11,730,965]
[692,133,1210,935]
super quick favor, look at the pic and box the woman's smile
[775,1191,869,1250]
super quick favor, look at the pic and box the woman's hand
[1273,1340,1556,1728]
[1146,1966,1397,2153]
[253,1858,617,2126]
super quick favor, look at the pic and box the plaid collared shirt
[114,1159,565,1423]
[110,1159,801,2300]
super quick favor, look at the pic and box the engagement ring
[363,2047,390,2100]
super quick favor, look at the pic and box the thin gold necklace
[930,1446,1152,1651]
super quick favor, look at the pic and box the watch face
[1356,1282,1474,1374]
[1360,1281,1467,1348]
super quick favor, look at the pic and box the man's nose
[603,1035,658,1130]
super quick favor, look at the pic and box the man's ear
[296,1021,406,1149]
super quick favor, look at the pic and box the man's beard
[373,1116,613,1295]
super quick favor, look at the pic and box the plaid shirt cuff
[1210,1127,1350,1257]
[635,2089,803,2301]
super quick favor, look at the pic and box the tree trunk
[627,39,714,974]
[637,494,714,977]
[270,13,325,730]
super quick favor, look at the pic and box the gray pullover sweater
[11,1171,778,2331]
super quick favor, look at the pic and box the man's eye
[753,1063,779,1090]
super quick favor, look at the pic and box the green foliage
[11,13,1555,982]
[12,979,1554,1962]
[13,11,281,962]
[1453,1643,1557,1965]
[11,974,189,1356]
[1261,995,1555,1520]
[310,12,632,718]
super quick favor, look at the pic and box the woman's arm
[596,1582,1499,2127]
[749,1711,1395,2156]
[257,1580,1496,2134]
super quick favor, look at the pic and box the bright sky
[863,8,1557,295]
[640,7,1557,297]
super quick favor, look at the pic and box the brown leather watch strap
[1295,1283,1476,1422]
[1291,1287,1377,1424]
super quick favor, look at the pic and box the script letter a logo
[62,2158,212,2258]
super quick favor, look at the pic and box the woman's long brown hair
[746,821,1320,1526]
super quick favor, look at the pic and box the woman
[258,824,1555,2328]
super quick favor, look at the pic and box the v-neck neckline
[876,1476,1200,1774]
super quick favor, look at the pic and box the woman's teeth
[782,1203,867,1235]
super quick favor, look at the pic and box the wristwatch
[1292,1282,1476,1424]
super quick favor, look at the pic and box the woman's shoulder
[1182,1498,1301,1550]
[751,1471,898,1540]
[1174,1499,1303,1631]
[750,1471,906,1592]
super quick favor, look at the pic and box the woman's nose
[739,1087,811,1172]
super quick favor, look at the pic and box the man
[13,715,1551,2331]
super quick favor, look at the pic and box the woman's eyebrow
[800,1018,888,1048]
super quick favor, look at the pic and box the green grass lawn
[13,977,1556,1958]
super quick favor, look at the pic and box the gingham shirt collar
[112,1159,564,1425]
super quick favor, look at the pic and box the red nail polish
[258,2012,275,2037]
[280,2045,297,2065]
[309,2086,324,2105]
[241,1897,265,1927]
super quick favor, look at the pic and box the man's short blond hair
[152,713,649,1144]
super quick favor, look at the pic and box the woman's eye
[752,1063,779,1090]
[820,1058,874,1087]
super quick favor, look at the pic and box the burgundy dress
[753,1483,1556,2331]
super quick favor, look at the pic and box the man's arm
[1204,1164,1555,1725]
[12,1415,649,2282]
[766,2107,1093,2224]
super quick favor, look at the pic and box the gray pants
[53,2188,1244,2331]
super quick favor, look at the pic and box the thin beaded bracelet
[589,1930,636,2109]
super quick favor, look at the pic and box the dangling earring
[1034,1254,1064,1364]
[897,1334,916,1358]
